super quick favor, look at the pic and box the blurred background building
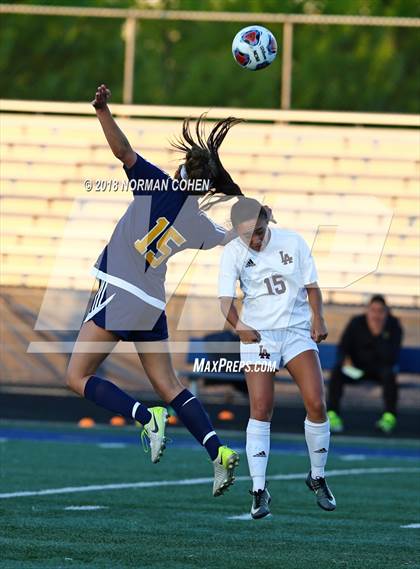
[0,0,419,435]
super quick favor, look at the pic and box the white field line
[340,455,367,461]
[1,467,419,500]
[400,523,420,529]
[64,505,108,511]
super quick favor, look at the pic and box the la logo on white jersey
[279,250,293,265]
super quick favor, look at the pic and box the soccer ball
[232,25,277,71]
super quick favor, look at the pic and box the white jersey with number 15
[218,227,318,331]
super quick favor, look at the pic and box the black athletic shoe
[250,487,271,519]
[305,472,336,511]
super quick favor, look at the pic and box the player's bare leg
[65,321,167,463]
[286,349,326,422]
[66,320,118,396]
[245,368,274,519]
[246,368,275,422]
[136,342,184,403]
[286,350,336,511]
[138,346,239,496]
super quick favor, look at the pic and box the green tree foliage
[0,0,418,112]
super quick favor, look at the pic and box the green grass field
[0,421,419,569]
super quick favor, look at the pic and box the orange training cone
[110,416,126,426]
[78,417,95,428]
[218,410,235,421]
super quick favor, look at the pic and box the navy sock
[84,376,152,425]
[170,389,221,460]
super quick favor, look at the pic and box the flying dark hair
[171,114,244,210]
[230,197,268,228]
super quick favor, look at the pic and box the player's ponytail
[171,114,244,210]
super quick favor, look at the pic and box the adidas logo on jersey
[245,258,256,268]
[253,450,267,457]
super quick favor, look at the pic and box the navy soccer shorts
[83,279,168,342]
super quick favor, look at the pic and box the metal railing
[1,4,420,108]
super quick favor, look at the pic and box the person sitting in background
[327,295,403,434]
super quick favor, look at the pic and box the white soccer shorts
[240,327,318,370]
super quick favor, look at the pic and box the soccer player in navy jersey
[65,84,242,496]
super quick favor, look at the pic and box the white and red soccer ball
[232,25,277,71]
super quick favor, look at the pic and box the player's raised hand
[92,84,111,110]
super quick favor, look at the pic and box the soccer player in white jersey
[219,197,336,518]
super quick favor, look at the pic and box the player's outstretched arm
[220,297,261,344]
[92,84,137,169]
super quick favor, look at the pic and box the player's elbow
[113,144,135,166]
[113,146,129,162]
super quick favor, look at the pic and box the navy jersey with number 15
[94,153,226,310]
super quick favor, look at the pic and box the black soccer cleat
[250,486,272,519]
[305,472,336,511]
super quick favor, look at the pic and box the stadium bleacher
[1,107,418,407]
[1,111,419,308]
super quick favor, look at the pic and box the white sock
[246,418,271,492]
[304,417,330,479]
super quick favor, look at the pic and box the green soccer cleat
[141,406,168,463]
[375,412,397,434]
[212,445,240,497]
[327,410,344,433]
